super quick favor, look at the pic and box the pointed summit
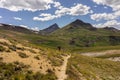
[71,19,92,26]
[72,19,84,25]
[48,23,59,29]
[68,19,97,31]
[39,23,60,35]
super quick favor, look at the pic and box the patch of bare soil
[81,50,120,57]
[81,50,120,62]
[55,55,71,80]
[0,38,71,80]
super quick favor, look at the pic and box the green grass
[96,54,120,59]
[66,54,120,80]
[1,29,120,53]
[72,45,120,53]
[0,62,57,80]
[45,49,66,66]
[1,26,120,80]
[0,45,5,52]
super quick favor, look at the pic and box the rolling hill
[47,19,120,51]
[0,20,120,80]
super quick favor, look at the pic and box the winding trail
[81,50,120,62]
[81,50,120,57]
[56,55,71,80]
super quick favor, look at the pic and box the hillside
[48,19,120,51]
[0,21,120,80]
[0,36,70,80]
[0,35,120,80]
[1,20,120,52]
[0,23,36,34]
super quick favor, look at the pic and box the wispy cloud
[14,17,22,21]
[92,0,120,11]
[0,0,61,12]
[31,27,39,31]
[33,4,92,21]
[93,20,120,29]
[20,25,28,28]
[0,16,2,18]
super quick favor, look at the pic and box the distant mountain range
[0,19,119,35]
[49,19,120,48]
[0,23,35,34]
[0,19,120,49]
[51,19,120,36]
[1,20,120,80]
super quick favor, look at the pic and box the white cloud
[0,0,54,11]
[33,4,92,21]
[33,13,57,21]
[114,10,120,17]
[91,0,120,29]
[20,25,39,31]
[31,27,39,31]
[104,6,108,9]
[68,4,91,16]
[14,17,22,20]
[0,16,2,18]
[91,13,115,21]
[53,1,61,9]
[91,10,120,21]
[92,0,120,11]
[94,5,97,8]
[93,20,120,29]
[20,25,28,28]
[55,4,91,16]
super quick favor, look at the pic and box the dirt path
[81,50,120,62]
[81,50,120,57]
[56,55,71,80]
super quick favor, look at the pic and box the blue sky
[0,0,120,30]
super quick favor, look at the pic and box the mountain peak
[71,19,85,25]
[74,19,84,23]
[69,19,97,31]
[49,23,59,29]
[39,23,60,35]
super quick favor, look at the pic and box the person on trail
[57,46,61,51]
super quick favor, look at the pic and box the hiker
[57,46,61,51]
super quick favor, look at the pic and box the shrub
[18,52,29,58]
[16,47,25,51]
[9,45,17,51]
[0,57,3,61]
[28,49,36,54]
[0,45,5,52]
[34,56,40,60]
[46,69,53,73]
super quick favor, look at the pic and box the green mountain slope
[1,20,120,52]
[0,24,120,80]
[49,19,120,51]
[67,54,120,80]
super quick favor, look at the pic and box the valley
[0,19,120,80]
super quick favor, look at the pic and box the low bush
[9,45,17,51]
[18,52,29,58]
[0,45,5,52]
[0,57,3,61]
[34,56,40,60]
